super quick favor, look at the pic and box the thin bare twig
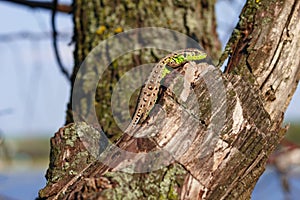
[0,31,70,41]
[51,0,71,83]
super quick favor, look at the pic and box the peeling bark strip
[39,0,300,199]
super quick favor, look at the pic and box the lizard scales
[125,48,207,133]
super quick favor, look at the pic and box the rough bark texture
[39,0,300,199]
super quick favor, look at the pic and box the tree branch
[2,0,72,14]
[38,0,300,199]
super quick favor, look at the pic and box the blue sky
[0,0,299,137]
[0,0,73,136]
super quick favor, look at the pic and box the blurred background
[0,0,299,199]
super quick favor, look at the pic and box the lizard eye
[168,59,177,66]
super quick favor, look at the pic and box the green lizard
[125,48,207,133]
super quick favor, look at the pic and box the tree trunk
[39,0,300,199]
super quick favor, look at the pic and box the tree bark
[39,0,300,199]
